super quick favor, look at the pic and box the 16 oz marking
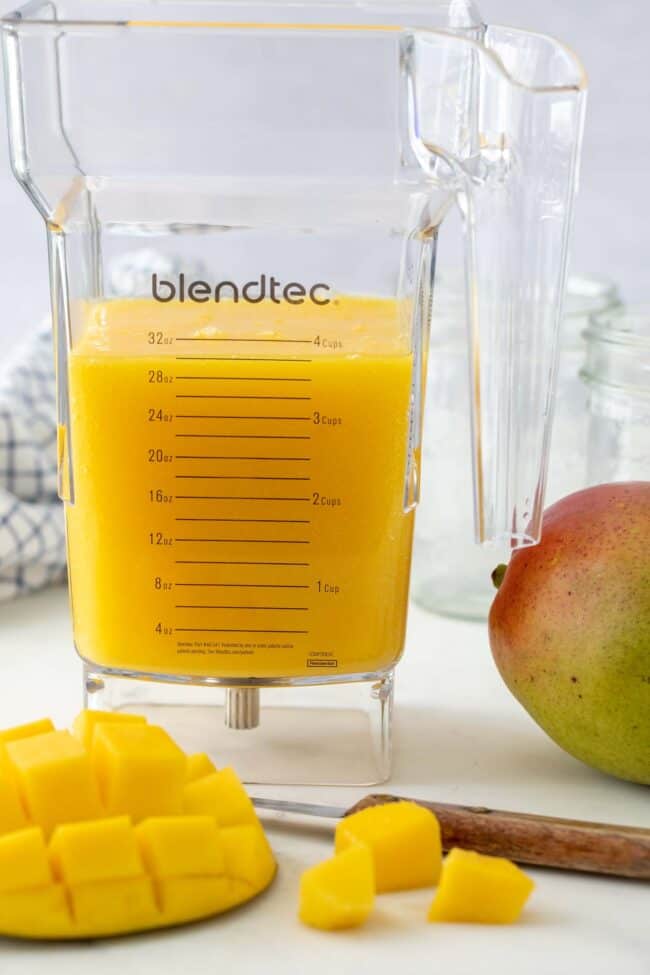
[149,489,173,503]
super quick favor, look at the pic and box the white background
[0,0,648,354]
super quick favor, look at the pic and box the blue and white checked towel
[0,322,66,600]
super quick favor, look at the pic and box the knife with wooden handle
[252,793,650,880]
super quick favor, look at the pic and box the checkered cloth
[0,321,66,600]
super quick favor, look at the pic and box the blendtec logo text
[152,274,332,306]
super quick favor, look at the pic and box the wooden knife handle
[346,794,650,880]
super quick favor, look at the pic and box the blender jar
[1,1,587,783]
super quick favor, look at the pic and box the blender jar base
[83,666,394,787]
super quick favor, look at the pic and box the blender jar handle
[408,26,587,547]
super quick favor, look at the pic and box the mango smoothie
[65,296,415,680]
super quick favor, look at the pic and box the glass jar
[411,273,623,621]
[582,305,650,483]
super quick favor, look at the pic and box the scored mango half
[0,711,275,939]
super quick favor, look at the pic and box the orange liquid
[65,297,414,679]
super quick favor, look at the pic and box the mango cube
[69,875,159,936]
[154,876,231,923]
[427,848,535,924]
[50,816,144,885]
[299,847,374,931]
[6,731,102,836]
[0,775,28,834]
[136,816,225,878]
[72,710,147,751]
[0,718,55,743]
[183,767,257,827]
[220,824,276,890]
[335,801,442,892]
[0,885,71,940]
[0,719,55,785]
[0,827,52,892]
[92,723,185,822]
[186,753,217,782]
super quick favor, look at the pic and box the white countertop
[0,586,647,975]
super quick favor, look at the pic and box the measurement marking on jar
[174,583,310,589]
[174,337,313,344]
[174,538,310,544]
[175,517,311,523]
[175,475,310,482]
[175,415,311,421]
[175,376,312,383]
[175,495,311,501]
[175,560,310,567]
[175,628,310,634]
[175,456,310,462]
[175,434,312,440]
[175,605,309,611]
[175,395,312,401]
[175,356,313,363]
[142,343,318,642]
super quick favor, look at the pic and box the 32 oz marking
[148,331,173,346]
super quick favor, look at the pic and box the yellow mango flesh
[183,767,258,827]
[50,816,144,885]
[0,718,55,743]
[6,731,103,836]
[72,710,147,751]
[136,816,226,877]
[0,827,53,892]
[299,846,375,931]
[185,753,217,782]
[335,801,442,892]
[0,712,276,939]
[92,723,186,821]
[428,848,534,924]
[0,775,28,834]
[221,824,276,890]
[70,875,160,937]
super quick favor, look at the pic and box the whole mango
[489,482,650,785]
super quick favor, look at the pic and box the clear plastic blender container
[1,1,587,782]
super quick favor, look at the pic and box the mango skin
[489,483,650,785]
